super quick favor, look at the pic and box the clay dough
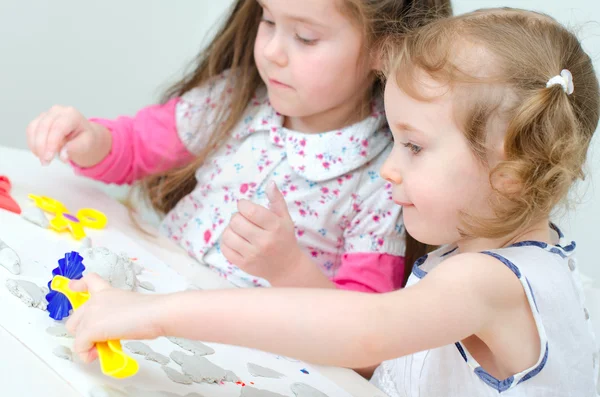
[186,284,202,291]
[21,206,49,229]
[6,279,47,310]
[247,363,285,379]
[170,350,187,366]
[146,352,171,365]
[139,280,156,291]
[179,355,228,383]
[225,370,241,383]
[46,324,73,338]
[52,345,73,361]
[167,337,215,356]
[125,341,155,356]
[290,383,329,397]
[80,247,138,290]
[80,236,93,249]
[0,239,21,274]
[161,365,194,385]
[240,387,288,397]
[89,385,129,397]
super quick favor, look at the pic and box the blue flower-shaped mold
[46,251,86,320]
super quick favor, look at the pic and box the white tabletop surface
[0,145,386,397]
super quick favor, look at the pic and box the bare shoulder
[422,252,527,310]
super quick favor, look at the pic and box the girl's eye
[261,17,275,26]
[295,34,318,45]
[403,142,422,155]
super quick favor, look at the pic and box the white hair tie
[546,69,574,95]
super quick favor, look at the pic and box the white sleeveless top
[371,226,598,396]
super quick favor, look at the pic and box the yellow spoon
[50,275,139,379]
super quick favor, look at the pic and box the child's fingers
[45,114,81,163]
[221,241,244,265]
[65,304,84,335]
[228,212,264,242]
[266,181,290,219]
[26,114,44,154]
[222,227,253,257]
[73,329,97,364]
[69,273,111,293]
[237,199,278,230]
[32,111,59,163]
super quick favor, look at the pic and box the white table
[0,145,385,397]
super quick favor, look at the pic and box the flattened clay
[80,236,92,249]
[133,263,143,275]
[290,383,329,397]
[186,284,202,291]
[240,387,288,397]
[81,247,138,290]
[46,324,73,338]
[0,239,21,274]
[89,385,128,397]
[161,365,194,385]
[125,341,154,356]
[21,206,49,228]
[6,279,47,310]
[247,363,285,379]
[146,351,171,365]
[167,337,215,356]
[170,350,187,366]
[139,280,156,291]
[180,355,227,383]
[52,345,73,361]
[225,370,241,383]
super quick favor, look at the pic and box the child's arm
[68,253,525,368]
[74,98,195,185]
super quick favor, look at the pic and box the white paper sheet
[0,209,352,397]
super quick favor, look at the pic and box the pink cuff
[73,98,194,185]
[333,253,405,293]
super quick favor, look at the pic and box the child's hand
[221,181,305,284]
[26,106,112,167]
[66,273,162,363]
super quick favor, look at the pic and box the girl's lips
[269,78,292,89]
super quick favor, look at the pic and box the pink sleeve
[73,98,195,185]
[333,253,406,293]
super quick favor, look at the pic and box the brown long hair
[138,0,453,283]
[386,8,599,239]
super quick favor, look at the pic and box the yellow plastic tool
[28,194,107,240]
[50,275,139,379]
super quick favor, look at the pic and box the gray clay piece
[89,385,129,397]
[80,236,93,249]
[21,206,50,229]
[139,280,156,291]
[52,345,73,361]
[80,247,138,291]
[161,365,194,385]
[170,350,187,366]
[6,279,47,310]
[225,370,241,383]
[0,239,21,274]
[146,351,171,365]
[247,363,285,379]
[46,324,73,338]
[167,337,215,356]
[180,355,228,383]
[125,341,155,356]
[290,383,329,397]
[240,387,289,397]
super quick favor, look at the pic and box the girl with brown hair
[27,0,450,290]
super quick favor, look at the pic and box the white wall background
[0,0,598,277]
